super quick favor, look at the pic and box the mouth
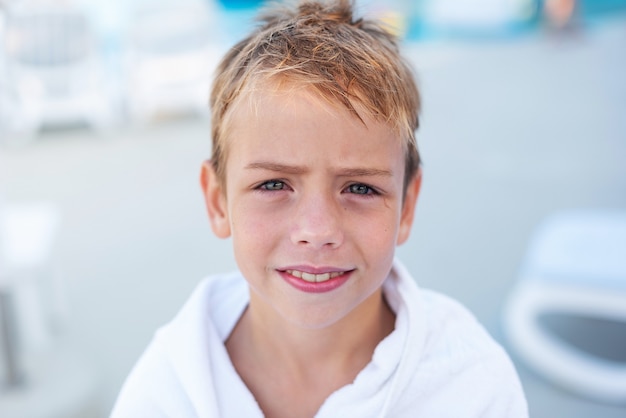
[278,267,354,293]
[284,269,345,283]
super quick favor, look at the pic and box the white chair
[503,210,626,404]
[2,2,114,139]
[124,0,220,123]
[0,202,100,418]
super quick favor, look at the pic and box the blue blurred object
[213,2,261,45]
[580,0,626,16]
[406,0,540,40]
[405,0,626,40]
[216,0,265,11]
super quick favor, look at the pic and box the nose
[291,192,344,249]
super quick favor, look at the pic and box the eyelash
[256,179,289,191]
[254,180,380,196]
[344,183,379,196]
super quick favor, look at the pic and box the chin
[278,303,359,330]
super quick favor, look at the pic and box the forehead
[238,86,343,129]
[222,81,404,171]
[223,77,396,145]
[231,78,343,120]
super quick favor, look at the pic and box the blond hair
[210,0,421,193]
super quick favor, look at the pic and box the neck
[230,289,395,382]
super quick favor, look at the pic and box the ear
[200,161,231,238]
[397,168,422,245]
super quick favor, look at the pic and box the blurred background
[1,0,625,417]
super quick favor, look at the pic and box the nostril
[292,229,343,249]
[291,199,344,248]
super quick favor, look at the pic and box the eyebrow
[245,161,307,174]
[245,161,392,177]
[335,167,393,178]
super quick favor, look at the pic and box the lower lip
[278,270,352,293]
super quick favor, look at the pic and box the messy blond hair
[210,0,421,194]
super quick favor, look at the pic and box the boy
[112,1,528,417]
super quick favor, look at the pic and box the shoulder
[391,260,518,375]
[110,339,191,418]
[161,270,249,340]
[389,261,528,417]
[420,292,527,416]
[418,289,509,370]
[111,270,249,417]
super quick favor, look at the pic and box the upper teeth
[286,270,344,283]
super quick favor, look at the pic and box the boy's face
[201,85,421,329]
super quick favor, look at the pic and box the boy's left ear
[200,161,231,239]
[397,168,422,245]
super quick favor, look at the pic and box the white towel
[111,259,528,417]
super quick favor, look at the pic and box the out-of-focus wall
[1,1,625,417]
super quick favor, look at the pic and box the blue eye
[259,180,286,191]
[347,183,375,195]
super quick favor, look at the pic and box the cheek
[230,212,268,276]
[350,210,399,250]
[230,203,281,246]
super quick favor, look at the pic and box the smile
[285,269,345,283]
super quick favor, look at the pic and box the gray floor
[1,16,625,418]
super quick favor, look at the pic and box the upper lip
[277,265,354,275]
